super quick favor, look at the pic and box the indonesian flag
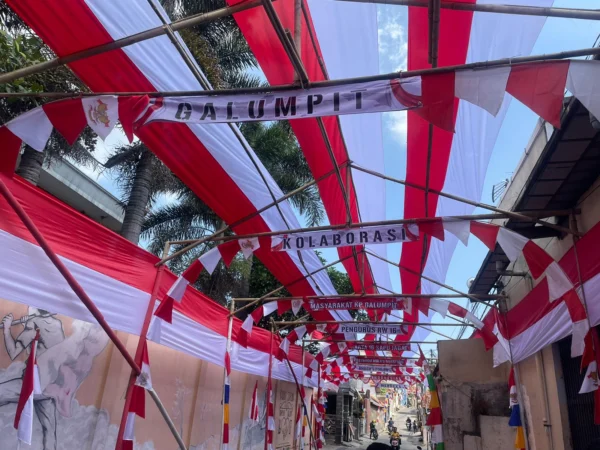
[14,333,42,445]
[249,381,259,422]
[223,351,232,450]
[135,341,152,390]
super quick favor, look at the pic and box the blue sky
[76,1,600,347]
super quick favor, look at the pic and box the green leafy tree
[0,15,97,184]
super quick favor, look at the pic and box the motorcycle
[406,421,411,431]
[370,429,379,440]
[390,438,400,450]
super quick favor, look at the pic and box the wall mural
[0,305,109,450]
[0,300,308,450]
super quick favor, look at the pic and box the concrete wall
[438,339,511,450]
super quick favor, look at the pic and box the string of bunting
[4,60,600,177]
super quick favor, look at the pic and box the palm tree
[107,0,261,244]
[141,121,324,251]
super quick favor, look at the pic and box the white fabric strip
[420,0,553,325]
[82,0,340,300]
[307,0,393,294]
[6,107,53,152]
[0,230,316,386]
[566,60,600,121]
[0,229,149,335]
[158,309,318,387]
[454,67,511,116]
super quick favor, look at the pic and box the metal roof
[469,99,600,296]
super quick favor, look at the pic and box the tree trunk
[16,145,45,185]
[120,149,154,244]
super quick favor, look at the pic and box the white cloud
[377,5,408,73]
[384,111,407,143]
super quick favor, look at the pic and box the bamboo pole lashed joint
[6,48,600,99]
[0,0,598,88]
[351,163,580,237]
[233,292,505,301]
[161,210,577,252]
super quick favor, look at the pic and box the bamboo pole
[0,0,267,86]
[365,249,497,306]
[351,163,577,237]
[273,320,473,327]
[6,47,600,99]
[0,178,141,375]
[262,0,309,85]
[336,0,600,20]
[221,300,235,450]
[157,163,345,265]
[158,210,576,249]
[282,353,320,449]
[233,292,504,301]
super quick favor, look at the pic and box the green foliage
[0,26,97,169]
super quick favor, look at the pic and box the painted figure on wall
[0,308,108,449]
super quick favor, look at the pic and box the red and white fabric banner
[0,95,148,176]
[14,332,41,445]
[271,224,418,251]
[470,221,588,356]
[144,78,420,125]
[156,238,260,326]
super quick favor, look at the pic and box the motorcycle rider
[370,419,378,439]
[406,417,411,430]
[388,417,395,433]
[390,426,401,448]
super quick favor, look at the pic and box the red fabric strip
[506,61,570,129]
[219,240,241,268]
[470,221,500,252]
[154,296,174,324]
[415,72,456,133]
[0,127,22,176]
[119,95,149,143]
[522,240,555,280]
[182,260,204,284]
[418,220,446,242]
[42,99,86,145]
[129,385,146,419]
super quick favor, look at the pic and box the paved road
[323,408,424,450]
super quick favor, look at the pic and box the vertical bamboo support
[222,299,235,449]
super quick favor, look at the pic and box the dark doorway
[558,334,600,449]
